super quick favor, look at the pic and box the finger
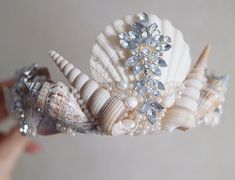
[25,141,42,154]
[0,79,14,122]
[0,79,14,102]
[0,104,9,121]
[0,127,30,168]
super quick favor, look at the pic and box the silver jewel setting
[119,12,172,124]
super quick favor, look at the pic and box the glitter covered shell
[25,80,93,133]
[90,12,191,87]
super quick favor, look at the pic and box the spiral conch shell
[160,45,211,132]
[196,74,229,126]
[49,51,127,135]
[25,80,93,133]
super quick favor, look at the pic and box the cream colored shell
[49,51,126,135]
[161,45,211,132]
[90,13,191,85]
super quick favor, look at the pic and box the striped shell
[49,51,126,135]
[90,13,191,86]
[160,45,211,132]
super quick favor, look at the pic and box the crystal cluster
[119,12,172,124]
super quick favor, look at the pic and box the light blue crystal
[120,40,129,48]
[147,109,157,124]
[148,23,158,34]
[142,31,148,39]
[133,64,143,74]
[158,57,167,67]
[157,81,165,90]
[142,47,150,55]
[150,101,164,112]
[150,64,161,76]
[135,80,145,92]
[140,102,149,113]
[126,56,140,66]
[139,12,149,26]
[119,32,129,41]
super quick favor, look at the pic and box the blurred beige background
[0,0,234,180]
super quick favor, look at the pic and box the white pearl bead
[117,80,128,90]
[162,94,176,108]
[122,119,136,131]
[126,96,138,109]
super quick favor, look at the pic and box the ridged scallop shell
[90,13,191,85]
[160,45,211,132]
[25,80,93,133]
[49,51,126,135]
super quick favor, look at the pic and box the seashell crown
[9,12,228,136]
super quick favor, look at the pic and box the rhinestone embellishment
[119,12,172,124]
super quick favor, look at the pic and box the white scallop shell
[89,13,191,85]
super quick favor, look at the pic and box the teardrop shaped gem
[150,64,161,76]
[133,64,143,74]
[150,101,164,112]
[135,80,145,92]
[158,58,167,67]
[126,56,141,66]
[119,32,129,41]
[147,109,157,125]
[157,81,165,90]
[120,39,129,48]
[139,12,149,26]
[148,23,158,35]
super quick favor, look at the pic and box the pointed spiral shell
[161,45,211,132]
[49,51,127,135]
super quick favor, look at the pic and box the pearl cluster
[101,80,168,135]
[56,122,76,136]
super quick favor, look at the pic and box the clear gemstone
[148,23,158,34]
[135,80,145,91]
[147,109,157,124]
[131,22,144,34]
[126,56,140,66]
[158,81,165,90]
[161,44,172,51]
[120,40,129,48]
[142,31,148,38]
[150,101,164,112]
[119,32,129,41]
[140,102,149,113]
[133,64,143,74]
[128,31,136,40]
[150,64,161,76]
[139,12,149,26]
[158,58,167,67]
[154,90,161,96]
[142,47,150,55]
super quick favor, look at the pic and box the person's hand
[0,80,41,180]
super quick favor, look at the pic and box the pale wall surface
[0,0,234,180]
